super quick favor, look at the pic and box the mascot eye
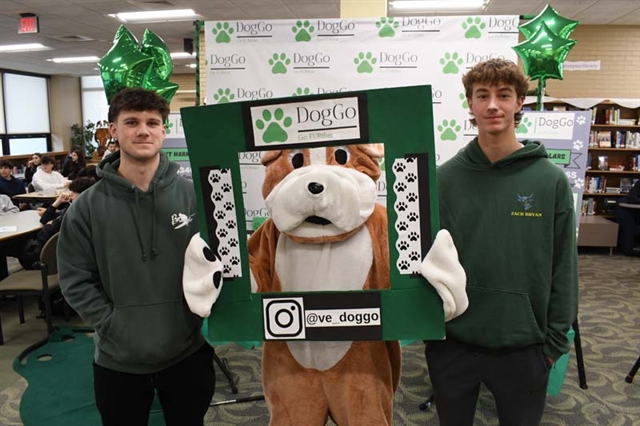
[288,150,304,169]
[334,147,350,165]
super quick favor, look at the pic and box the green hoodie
[438,138,578,361]
[58,151,204,374]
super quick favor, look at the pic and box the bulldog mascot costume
[182,143,467,425]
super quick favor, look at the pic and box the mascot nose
[307,182,324,195]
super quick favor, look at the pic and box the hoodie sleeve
[58,202,113,334]
[544,177,579,361]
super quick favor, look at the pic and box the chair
[0,232,69,345]
[615,202,640,256]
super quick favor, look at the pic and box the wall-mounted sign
[18,14,39,34]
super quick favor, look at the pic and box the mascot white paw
[420,229,468,322]
[183,234,223,318]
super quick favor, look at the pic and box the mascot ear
[358,143,384,159]
[261,150,282,166]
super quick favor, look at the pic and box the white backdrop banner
[204,16,520,164]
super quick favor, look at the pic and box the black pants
[426,339,551,426]
[93,343,215,426]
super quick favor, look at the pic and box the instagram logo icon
[264,298,305,339]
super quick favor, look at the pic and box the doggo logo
[212,22,234,43]
[378,51,419,70]
[292,20,314,42]
[269,53,291,74]
[212,88,235,104]
[263,298,306,339]
[209,53,247,71]
[315,19,356,37]
[516,117,532,134]
[255,108,293,143]
[354,52,377,74]
[440,52,463,74]
[376,17,399,38]
[437,119,462,141]
[237,87,274,101]
[462,17,486,39]
[235,21,274,41]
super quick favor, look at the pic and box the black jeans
[93,343,215,426]
[426,339,551,426]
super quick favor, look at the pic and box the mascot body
[249,144,400,425]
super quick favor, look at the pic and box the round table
[0,210,43,279]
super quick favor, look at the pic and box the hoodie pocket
[100,301,201,365]
[450,286,545,347]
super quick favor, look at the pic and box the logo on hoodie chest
[172,213,195,229]
[511,194,543,218]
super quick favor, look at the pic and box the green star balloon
[141,29,173,82]
[99,25,180,105]
[512,22,576,81]
[519,4,579,40]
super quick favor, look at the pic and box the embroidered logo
[517,194,534,211]
[171,213,195,229]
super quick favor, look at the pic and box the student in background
[58,87,220,425]
[426,59,578,426]
[23,153,42,185]
[62,148,87,180]
[102,140,118,160]
[0,160,27,209]
[31,156,70,193]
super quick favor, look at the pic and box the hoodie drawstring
[130,189,148,262]
[151,191,159,258]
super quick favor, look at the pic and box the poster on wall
[203,16,520,165]
[181,85,445,342]
[162,113,191,179]
[515,110,591,233]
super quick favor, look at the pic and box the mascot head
[261,144,384,242]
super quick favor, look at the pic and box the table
[13,192,59,203]
[577,215,619,255]
[0,210,43,279]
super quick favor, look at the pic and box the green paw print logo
[292,20,314,42]
[269,53,291,74]
[292,87,311,96]
[255,108,293,143]
[459,93,469,109]
[462,17,485,39]
[212,22,234,44]
[165,121,174,135]
[213,88,235,104]
[440,52,463,74]
[516,117,532,134]
[438,119,461,141]
[375,17,399,38]
[354,52,377,74]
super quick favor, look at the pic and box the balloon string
[536,78,546,111]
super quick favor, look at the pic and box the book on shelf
[631,155,639,171]
[596,131,611,148]
[586,152,592,170]
[581,197,595,215]
[597,155,609,170]
[587,176,606,193]
[604,187,621,194]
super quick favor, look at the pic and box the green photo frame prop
[181,85,444,342]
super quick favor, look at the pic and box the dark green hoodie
[58,151,204,374]
[438,138,578,361]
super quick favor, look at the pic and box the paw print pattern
[406,192,418,202]
[221,183,232,193]
[407,212,418,222]
[226,220,236,229]
[354,52,377,74]
[215,210,226,220]
[408,232,419,242]
[440,52,463,74]
[573,139,584,151]
[213,192,223,201]
[224,201,234,211]
[392,157,422,275]
[397,221,408,231]
[218,228,228,238]
[396,201,407,212]
[406,172,417,183]
[398,260,410,270]
[576,115,586,125]
[395,182,406,192]
[269,53,291,74]
[212,22,234,44]
[406,157,416,163]
[228,238,238,247]
[224,265,232,275]
[409,251,421,261]
[230,256,240,265]
[210,173,221,183]
[462,17,486,39]
[398,241,409,251]
[213,88,235,104]
[220,169,229,174]
[393,162,406,173]
[220,246,230,256]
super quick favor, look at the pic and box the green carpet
[13,326,164,426]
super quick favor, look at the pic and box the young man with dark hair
[58,87,222,425]
[0,160,26,208]
[427,59,579,425]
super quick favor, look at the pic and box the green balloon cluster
[513,4,579,82]
[99,25,179,104]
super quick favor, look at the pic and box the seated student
[62,148,87,180]
[18,177,95,269]
[102,140,118,160]
[23,153,42,185]
[31,156,70,193]
[77,165,100,182]
[0,160,27,209]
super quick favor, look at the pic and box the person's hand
[53,191,72,208]
[183,234,224,318]
[63,180,72,187]
[420,229,469,322]
[36,207,46,217]
[27,160,33,166]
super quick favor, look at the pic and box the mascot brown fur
[249,144,401,425]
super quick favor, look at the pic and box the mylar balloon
[144,77,179,104]
[141,29,173,81]
[99,34,153,103]
[512,22,577,81]
[519,4,579,40]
